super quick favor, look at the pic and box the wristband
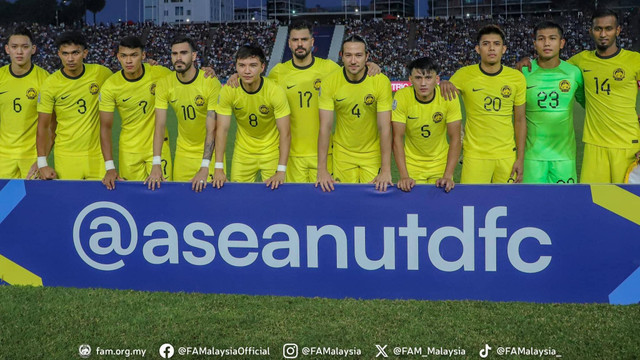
[214,162,224,169]
[277,165,287,172]
[201,159,211,168]
[37,156,48,169]
[152,156,162,165]
[105,160,116,171]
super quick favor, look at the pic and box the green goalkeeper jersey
[523,60,585,161]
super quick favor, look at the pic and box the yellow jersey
[217,76,290,155]
[37,64,113,156]
[100,63,172,154]
[318,68,393,155]
[392,85,462,162]
[449,64,526,159]
[155,70,221,155]
[0,64,49,159]
[268,57,340,157]
[568,48,640,149]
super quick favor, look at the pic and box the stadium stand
[0,10,635,81]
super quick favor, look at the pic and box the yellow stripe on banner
[591,185,640,226]
[0,254,43,286]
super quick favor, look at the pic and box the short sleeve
[391,89,408,124]
[376,75,393,112]
[446,95,463,123]
[154,76,170,110]
[271,84,291,119]
[513,72,527,106]
[318,73,336,111]
[37,77,55,114]
[207,78,222,112]
[99,78,116,113]
[216,85,234,116]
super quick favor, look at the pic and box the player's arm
[35,111,57,180]
[100,110,124,190]
[436,120,462,192]
[392,122,414,192]
[265,115,290,190]
[212,113,230,188]
[144,108,168,190]
[366,62,382,76]
[316,109,336,192]
[515,57,532,72]
[192,110,216,192]
[575,73,586,108]
[371,110,393,192]
[511,104,526,183]
[27,112,56,180]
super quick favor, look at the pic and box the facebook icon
[159,343,174,358]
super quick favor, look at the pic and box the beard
[293,47,310,60]
[174,61,192,74]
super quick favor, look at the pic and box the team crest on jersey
[195,95,205,106]
[613,68,625,81]
[26,88,37,100]
[314,78,322,91]
[432,112,444,123]
[89,83,99,95]
[364,94,375,105]
[559,80,571,93]
[150,83,156,95]
[500,85,512,98]
[259,104,270,115]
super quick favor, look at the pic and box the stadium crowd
[0,12,635,80]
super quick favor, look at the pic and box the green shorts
[523,159,577,184]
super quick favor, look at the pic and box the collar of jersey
[595,46,621,60]
[9,63,34,79]
[176,68,199,85]
[122,63,146,83]
[61,64,86,80]
[240,76,264,95]
[292,56,315,70]
[343,66,367,84]
[478,63,503,77]
[414,87,436,105]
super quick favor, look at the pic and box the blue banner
[1,180,639,304]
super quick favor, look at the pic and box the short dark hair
[592,8,619,27]
[170,35,197,52]
[407,57,439,75]
[8,25,33,43]
[289,20,313,36]
[476,24,505,44]
[55,31,87,49]
[533,21,564,38]
[341,34,368,53]
[236,45,266,64]
[119,36,145,51]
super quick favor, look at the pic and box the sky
[89,0,428,24]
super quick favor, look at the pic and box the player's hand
[265,171,285,190]
[366,62,381,76]
[397,177,416,192]
[146,58,159,66]
[144,165,165,190]
[191,168,209,192]
[371,170,393,192]
[102,169,124,190]
[516,57,532,72]
[635,151,640,161]
[211,169,227,189]
[202,66,217,78]
[439,80,460,101]
[436,176,455,192]
[315,169,337,192]
[26,162,40,180]
[226,73,240,88]
[510,158,524,183]
[38,166,57,180]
